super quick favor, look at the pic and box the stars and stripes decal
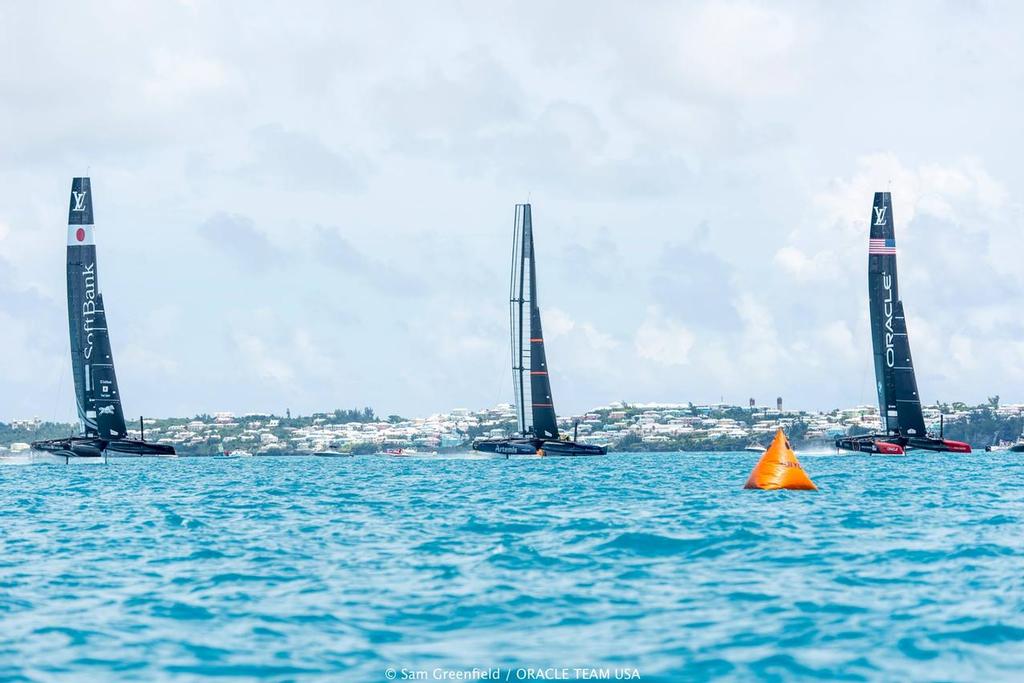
[869,238,896,255]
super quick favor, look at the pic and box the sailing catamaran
[835,192,970,455]
[473,204,606,457]
[30,178,176,462]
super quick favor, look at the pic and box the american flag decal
[869,238,896,255]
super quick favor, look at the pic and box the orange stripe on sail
[530,371,547,375]
[530,338,543,342]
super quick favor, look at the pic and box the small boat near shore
[378,448,435,457]
[312,450,353,457]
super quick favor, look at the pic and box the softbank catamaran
[31,178,176,462]
[835,192,970,455]
[473,204,606,457]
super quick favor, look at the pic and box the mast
[867,192,925,437]
[66,178,127,440]
[509,204,559,439]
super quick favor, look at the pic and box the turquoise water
[1,452,1023,682]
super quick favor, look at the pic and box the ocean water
[1,453,1023,682]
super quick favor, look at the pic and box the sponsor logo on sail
[98,405,115,415]
[72,190,88,212]
[82,263,97,360]
[874,206,887,226]
[882,273,895,367]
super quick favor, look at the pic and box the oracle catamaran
[835,192,970,455]
[31,178,176,462]
[473,204,606,457]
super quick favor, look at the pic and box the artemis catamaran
[30,178,176,462]
[835,192,970,455]
[473,204,606,457]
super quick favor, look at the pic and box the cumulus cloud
[634,308,695,366]
[3,2,1024,419]
[241,124,368,192]
[199,212,284,269]
[311,226,427,295]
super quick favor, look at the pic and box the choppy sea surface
[1,452,1023,682]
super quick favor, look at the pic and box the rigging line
[494,206,519,423]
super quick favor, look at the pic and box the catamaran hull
[473,438,606,457]
[474,439,540,456]
[104,439,177,457]
[30,437,175,459]
[539,441,606,457]
[1,450,107,465]
[835,434,971,455]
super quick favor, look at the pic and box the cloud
[230,332,295,384]
[648,223,740,328]
[242,124,368,192]
[676,1,804,97]
[311,226,427,295]
[5,2,1024,419]
[198,212,284,269]
[544,308,619,355]
[141,50,237,106]
[634,308,695,366]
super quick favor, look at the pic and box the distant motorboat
[224,449,254,458]
[379,448,436,457]
[312,450,353,457]
[744,443,765,453]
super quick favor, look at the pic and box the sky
[2,1,1024,422]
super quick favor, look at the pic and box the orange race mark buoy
[744,428,817,491]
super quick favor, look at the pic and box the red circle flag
[76,228,85,242]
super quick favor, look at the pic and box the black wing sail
[891,300,926,436]
[67,178,127,440]
[867,192,925,437]
[510,204,559,439]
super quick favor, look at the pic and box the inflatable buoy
[744,428,817,490]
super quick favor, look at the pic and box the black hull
[539,440,606,456]
[105,439,177,457]
[835,433,970,455]
[31,436,175,458]
[473,437,606,457]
